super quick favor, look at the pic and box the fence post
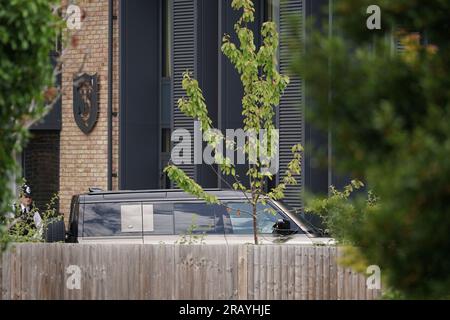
[237,245,248,299]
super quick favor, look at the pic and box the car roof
[79,188,251,202]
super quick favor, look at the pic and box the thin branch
[208,163,253,205]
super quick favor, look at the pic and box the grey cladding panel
[278,0,304,209]
[172,0,197,180]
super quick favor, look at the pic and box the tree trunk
[252,204,258,245]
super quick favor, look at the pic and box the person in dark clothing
[12,184,42,236]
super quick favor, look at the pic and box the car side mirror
[273,218,291,235]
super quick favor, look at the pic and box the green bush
[305,180,377,244]
[0,0,59,248]
[1,193,62,244]
[289,0,450,299]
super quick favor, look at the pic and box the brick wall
[60,0,120,221]
[23,131,60,211]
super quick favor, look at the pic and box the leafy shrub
[305,180,377,244]
[289,0,450,299]
[0,0,59,248]
[1,193,63,245]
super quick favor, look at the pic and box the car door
[142,202,177,244]
[79,202,144,244]
[143,202,226,244]
[222,201,313,245]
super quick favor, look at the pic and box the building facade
[25,0,340,222]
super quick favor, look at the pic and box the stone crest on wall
[73,73,98,134]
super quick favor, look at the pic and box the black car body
[67,189,334,245]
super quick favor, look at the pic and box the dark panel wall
[23,131,60,211]
[220,0,264,131]
[303,0,330,195]
[120,0,160,190]
[303,0,348,194]
[196,0,219,188]
[219,0,264,188]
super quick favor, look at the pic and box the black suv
[67,189,333,245]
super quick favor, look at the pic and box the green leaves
[179,72,212,132]
[268,144,303,201]
[0,0,59,248]
[289,0,450,298]
[166,0,303,245]
[305,180,375,244]
[164,165,219,205]
[2,192,62,244]
[231,0,255,24]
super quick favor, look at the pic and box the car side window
[142,203,174,235]
[223,202,290,234]
[83,203,120,237]
[83,202,143,237]
[174,203,224,235]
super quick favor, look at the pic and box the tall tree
[165,0,302,244]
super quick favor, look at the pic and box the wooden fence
[0,244,381,300]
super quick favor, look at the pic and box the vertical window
[160,128,171,188]
[162,0,172,79]
[160,0,173,189]
[161,128,171,153]
[265,0,279,25]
